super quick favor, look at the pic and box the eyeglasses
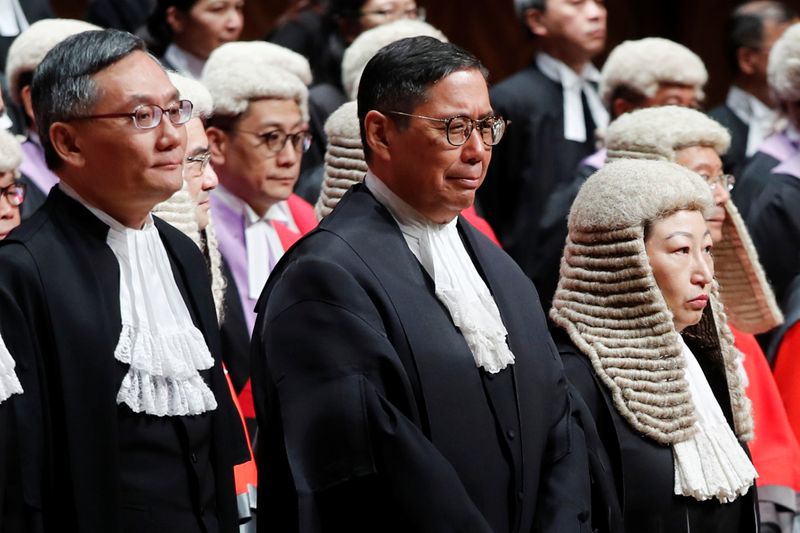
[387,111,508,147]
[699,173,735,192]
[0,181,25,207]
[72,100,194,130]
[233,129,313,154]
[185,151,212,175]
[361,5,425,22]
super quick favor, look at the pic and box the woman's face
[645,209,714,332]
[170,0,244,60]
[674,145,729,243]
[0,171,21,239]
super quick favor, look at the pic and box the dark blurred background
[50,0,800,107]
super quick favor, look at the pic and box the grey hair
[30,29,147,170]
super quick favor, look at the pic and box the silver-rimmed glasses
[387,111,508,147]
[699,173,736,192]
[72,100,194,129]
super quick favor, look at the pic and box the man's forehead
[92,51,177,104]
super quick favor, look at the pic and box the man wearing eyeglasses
[250,36,604,532]
[0,29,246,532]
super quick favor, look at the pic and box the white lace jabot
[61,183,217,416]
[0,331,22,403]
[365,173,514,374]
[672,336,756,502]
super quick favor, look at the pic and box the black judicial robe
[478,63,597,290]
[708,104,750,180]
[0,187,247,532]
[555,326,758,533]
[746,172,800,307]
[251,184,598,533]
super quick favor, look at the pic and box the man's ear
[736,47,758,76]
[612,97,636,118]
[20,85,35,124]
[49,122,84,168]
[206,127,227,166]
[364,110,392,162]
[525,8,548,38]
[165,6,185,34]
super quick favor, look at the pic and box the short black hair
[147,0,199,51]
[31,29,147,169]
[725,1,797,74]
[515,0,547,36]
[357,36,488,161]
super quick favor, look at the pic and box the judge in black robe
[252,184,598,532]
[0,188,247,532]
[708,104,750,179]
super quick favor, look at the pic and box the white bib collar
[536,52,608,143]
[672,336,756,503]
[60,183,218,416]
[726,86,779,157]
[365,172,514,373]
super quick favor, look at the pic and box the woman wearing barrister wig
[551,159,758,532]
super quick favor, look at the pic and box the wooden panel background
[50,0,800,107]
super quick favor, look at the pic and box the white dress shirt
[726,86,779,157]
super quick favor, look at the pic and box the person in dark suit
[477,0,607,301]
[710,1,796,180]
[0,29,246,532]
[251,36,611,532]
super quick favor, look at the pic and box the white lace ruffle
[437,288,515,374]
[115,324,217,416]
[0,332,22,403]
[673,419,757,503]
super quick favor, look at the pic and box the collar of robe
[61,183,218,417]
[365,173,514,374]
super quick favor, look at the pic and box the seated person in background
[552,159,758,533]
[600,104,800,533]
[533,36,707,311]
[741,23,800,308]
[147,0,244,79]
[710,1,796,179]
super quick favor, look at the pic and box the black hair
[31,29,147,169]
[357,36,488,161]
[147,0,199,52]
[725,1,797,75]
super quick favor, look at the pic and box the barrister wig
[314,101,368,220]
[0,129,22,177]
[201,41,310,121]
[599,37,708,108]
[5,18,100,104]
[550,159,754,445]
[768,22,800,104]
[605,106,783,334]
[341,19,448,100]
[167,71,214,120]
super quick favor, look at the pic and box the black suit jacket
[479,63,597,295]
[708,104,750,179]
[0,187,246,532]
[252,183,599,532]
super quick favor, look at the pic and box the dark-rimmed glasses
[71,100,194,130]
[387,111,508,147]
[186,151,212,175]
[0,181,25,207]
[699,173,736,192]
[233,129,312,154]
